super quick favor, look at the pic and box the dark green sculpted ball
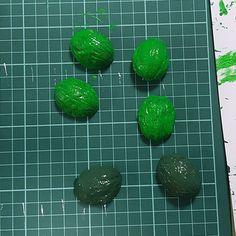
[156,154,201,198]
[54,78,99,118]
[74,166,122,205]
[132,38,169,81]
[70,29,114,70]
[138,96,175,142]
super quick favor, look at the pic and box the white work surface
[210,0,236,227]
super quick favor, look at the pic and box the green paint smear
[97,8,106,15]
[217,52,236,85]
[219,0,228,16]
[91,75,97,80]
[218,75,236,85]
[216,51,236,70]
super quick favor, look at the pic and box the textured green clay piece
[132,38,169,81]
[70,29,114,70]
[74,166,122,205]
[156,154,201,198]
[138,96,175,142]
[54,78,99,118]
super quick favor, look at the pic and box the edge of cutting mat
[206,1,233,235]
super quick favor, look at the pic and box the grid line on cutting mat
[21,0,28,234]
[203,2,220,236]
[191,0,207,234]
[0,0,231,235]
[180,0,194,234]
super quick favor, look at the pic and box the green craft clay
[74,166,122,205]
[138,96,175,142]
[132,38,169,81]
[54,78,99,118]
[156,154,201,198]
[70,29,114,70]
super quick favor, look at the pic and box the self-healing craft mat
[0,0,232,235]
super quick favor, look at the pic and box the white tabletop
[210,0,236,228]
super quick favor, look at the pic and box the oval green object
[156,154,201,197]
[54,78,99,118]
[74,166,122,205]
[138,96,175,142]
[70,29,114,70]
[132,38,169,81]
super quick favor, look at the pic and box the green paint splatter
[217,52,236,85]
[219,0,228,16]
[91,75,97,80]
[216,52,236,70]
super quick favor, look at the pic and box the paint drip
[216,51,236,85]
[103,204,107,216]
[61,199,65,214]
[82,208,86,215]
[3,63,8,76]
[31,66,34,82]
[40,204,44,216]
[118,72,122,84]
[98,70,103,79]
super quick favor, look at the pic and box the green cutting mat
[0,0,232,235]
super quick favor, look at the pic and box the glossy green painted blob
[219,0,228,16]
[70,29,114,70]
[74,166,122,205]
[216,52,236,85]
[138,96,175,142]
[54,78,99,118]
[132,38,169,81]
[156,154,201,198]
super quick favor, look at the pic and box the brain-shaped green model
[138,96,175,142]
[54,78,99,118]
[132,38,169,81]
[70,29,114,70]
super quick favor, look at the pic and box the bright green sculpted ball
[70,29,114,70]
[132,38,169,81]
[54,78,99,118]
[138,96,175,142]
